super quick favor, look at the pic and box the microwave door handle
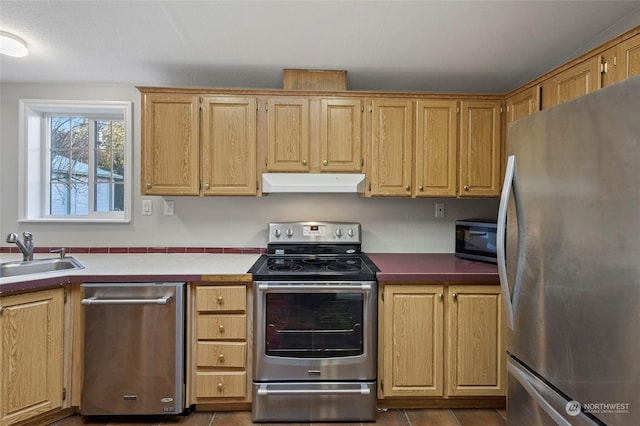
[498,155,525,330]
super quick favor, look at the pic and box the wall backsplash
[1,83,499,253]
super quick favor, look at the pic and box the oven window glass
[265,292,364,358]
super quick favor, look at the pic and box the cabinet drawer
[196,286,246,312]
[196,372,246,398]
[197,342,246,368]
[197,314,246,340]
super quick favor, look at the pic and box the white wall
[0,83,499,253]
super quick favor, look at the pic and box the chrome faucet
[6,232,34,261]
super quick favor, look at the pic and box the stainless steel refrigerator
[498,75,640,425]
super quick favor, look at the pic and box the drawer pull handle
[218,354,225,361]
[218,324,224,332]
[217,296,223,303]
[217,383,224,391]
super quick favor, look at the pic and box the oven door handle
[256,384,371,396]
[257,282,373,291]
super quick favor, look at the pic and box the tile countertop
[0,253,261,295]
[367,253,499,283]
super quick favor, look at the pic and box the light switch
[142,199,153,216]
[164,200,175,216]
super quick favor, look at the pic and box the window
[19,100,132,222]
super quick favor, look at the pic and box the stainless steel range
[250,222,378,423]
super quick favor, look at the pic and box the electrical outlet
[142,199,153,216]
[435,202,445,218]
[164,200,175,216]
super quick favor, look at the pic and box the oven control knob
[274,228,281,238]
[348,228,355,237]
[286,228,294,237]
[335,228,343,237]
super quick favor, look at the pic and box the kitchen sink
[0,257,84,278]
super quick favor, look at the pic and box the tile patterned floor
[50,408,507,426]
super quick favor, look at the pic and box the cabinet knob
[405,185,410,191]
[453,293,458,300]
[464,185,469,191]
[302,160,307,166]
[218,353,225,361]
[217,383,224,391]
[204,183,210,190]
[218,324,225,332]
[323,160,328,166]
[145,183,152,190]
[419,185,424,191]
[217,296,224,304]
[439,293,443,300]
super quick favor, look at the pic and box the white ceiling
[1,1,640,93]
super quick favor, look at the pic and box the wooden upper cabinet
[368,98,414,196]
[505,86,540,123]
[141,93,200,195]
[618,33,640,81]
[446,285,505,397]
[201,97,257,195]
[415,100,458,197]
[458,101,502,197]
[266,97,310,172]
[319,98,363,172]
[599,46,619,88]
[541,57,600,109]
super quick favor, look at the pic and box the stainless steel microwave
[455,219,497,263]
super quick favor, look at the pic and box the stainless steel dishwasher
[81,282,186,415]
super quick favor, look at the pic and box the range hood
[262,173,365,193]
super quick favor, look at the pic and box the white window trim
[18,99,132,223]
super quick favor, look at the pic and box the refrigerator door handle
[497,155,524,329]
[508,359,599,426]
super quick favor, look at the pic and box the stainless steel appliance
[498,76,640,425]
[250,222,378,423]
[81,282,186,415]
[455,218,498,263]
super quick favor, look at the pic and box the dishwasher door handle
[257,384,371,396]
[81,295,173,305]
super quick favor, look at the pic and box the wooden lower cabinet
[192,284,250,405]
[378,283,505,402]
[0,289,65,426]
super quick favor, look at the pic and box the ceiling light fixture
[0,31,28,57]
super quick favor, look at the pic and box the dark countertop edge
[376,273,499,283]
[0,274,204,296]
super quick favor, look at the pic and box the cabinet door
[618,33,640,81]
[369,98,414,196]
[201,97,257,195]
[459,101,502,197]
[0,289,64,425]
[415,100,458,197]
[380,284,444,397]
[541,58,600,109]
[266,97,310,172]
[141,93,200,195]
[505,86,540,124]
[446,285,505,397]
[599,46,619,88]
[320,98,363,172]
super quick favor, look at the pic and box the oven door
[253,281,377,382]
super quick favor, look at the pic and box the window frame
[18,99,132,223]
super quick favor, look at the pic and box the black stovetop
[249,253,378,281]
